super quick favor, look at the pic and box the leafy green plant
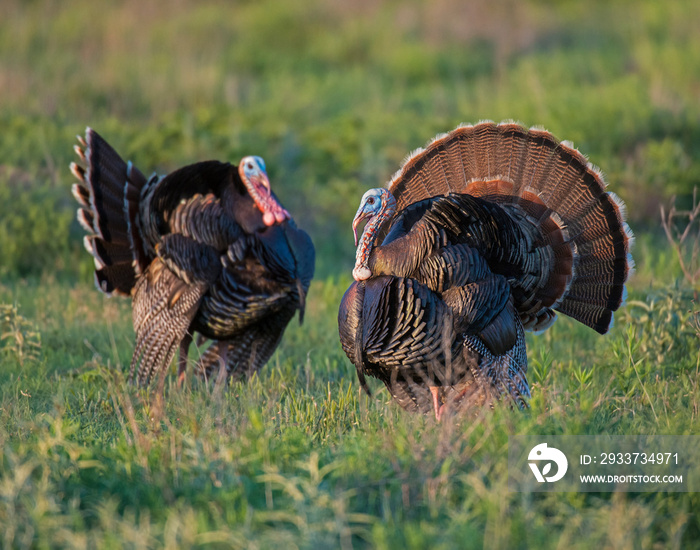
[618,288,698,367]
[0,303,41,365]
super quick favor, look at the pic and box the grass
[1,274,698,548]
[1,0,700,547]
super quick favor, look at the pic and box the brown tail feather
[71,182,90,208]
[387,121,633,334]
[84,235,136,267]
[95,263,137,295]
[71,128,150,296]
[76,207,96,234]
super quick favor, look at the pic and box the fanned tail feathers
[71,128,150,296]
[387,121,633,334]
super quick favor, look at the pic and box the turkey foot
[430,386,446,421]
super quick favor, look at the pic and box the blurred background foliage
[0,0,699,281]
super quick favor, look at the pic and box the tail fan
[387,121,633,334]
[71,128,150,295]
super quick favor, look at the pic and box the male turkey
[71,128,314,390]
[338,121,633,419]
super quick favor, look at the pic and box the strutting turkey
[71,128,314,391]
[338,121,633,419]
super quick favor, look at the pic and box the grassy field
[1,0,700,548]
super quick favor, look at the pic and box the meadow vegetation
[0,0,699,547]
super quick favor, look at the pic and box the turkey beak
[352,211,371,246]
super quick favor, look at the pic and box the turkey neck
[353,200,395,281]
[223,178,268,234]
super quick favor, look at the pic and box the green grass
[1,0,700,547]
[1,276,699,548]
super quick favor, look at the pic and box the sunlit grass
[1,273,698,548]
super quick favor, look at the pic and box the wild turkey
[338,121,633,419]
[71,128,314,391]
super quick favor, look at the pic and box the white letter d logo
[528,443,568,483]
